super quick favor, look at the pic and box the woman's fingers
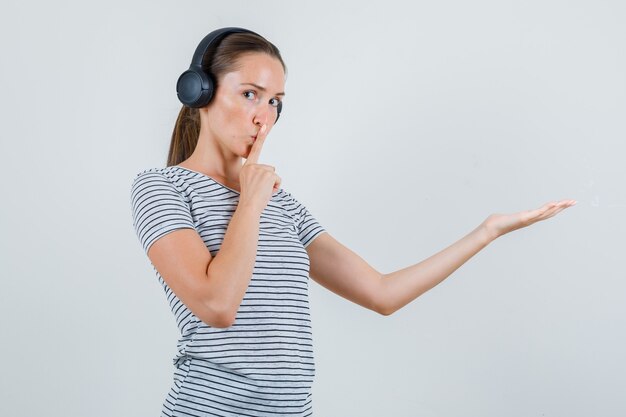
[244,123,268,165]
[531,199,576,222]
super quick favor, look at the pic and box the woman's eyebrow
[240,82,285,96]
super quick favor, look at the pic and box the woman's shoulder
[130,166,194,198]
[132,165,180,178]
[131,165,198,185]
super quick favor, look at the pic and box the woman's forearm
[379,199,575,315]
[380,222,495,315]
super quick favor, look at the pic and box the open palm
[484,199,577,239]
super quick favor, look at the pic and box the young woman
[130,27,576,417]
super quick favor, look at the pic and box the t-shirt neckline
[170,166,241,195]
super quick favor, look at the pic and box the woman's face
[204,52,286,158]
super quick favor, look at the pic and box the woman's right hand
[239,123,282,214]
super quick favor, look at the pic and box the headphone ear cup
[176,67,214,108]
[275,100,283,123]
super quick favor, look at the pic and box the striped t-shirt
[130,165,326,417]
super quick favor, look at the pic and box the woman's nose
[253,115,267,127]
[253,106,272,127]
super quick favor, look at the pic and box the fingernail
[261,124,267,133]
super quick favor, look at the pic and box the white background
[1,1,625,416]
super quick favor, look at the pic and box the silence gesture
[239,122,282,214]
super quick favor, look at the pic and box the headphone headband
[190,27,259,68]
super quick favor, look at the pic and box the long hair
[166,32,287,166]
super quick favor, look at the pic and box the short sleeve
[130,170,196,254]
[284,191,327,248]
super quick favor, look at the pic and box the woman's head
[167,31,287,166]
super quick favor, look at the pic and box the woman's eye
[243,91,256,100]
[270,98,282,108]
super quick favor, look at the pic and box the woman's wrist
[480,216,502,243]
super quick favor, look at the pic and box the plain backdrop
[1,1,624,416]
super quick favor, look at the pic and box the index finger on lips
[245,124,267,165]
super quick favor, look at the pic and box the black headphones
[176,27,283,123]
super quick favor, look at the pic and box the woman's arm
[306,199,576,316]
[380,199,576,315]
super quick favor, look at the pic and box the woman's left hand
[482,199,577,240]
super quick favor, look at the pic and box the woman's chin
[242,144,253,158]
